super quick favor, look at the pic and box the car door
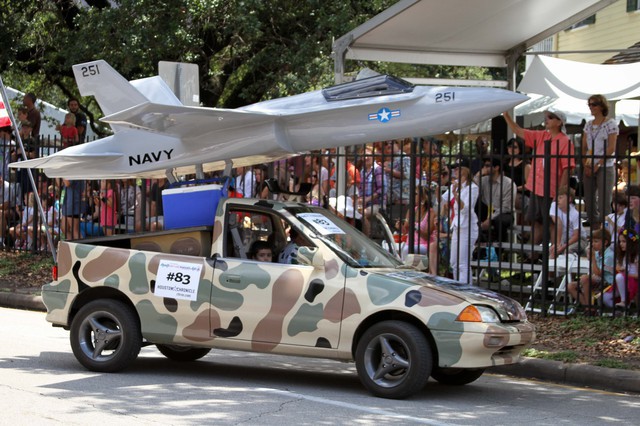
[210,207,345,350]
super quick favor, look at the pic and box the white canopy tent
[516,56,640,128]
[518,56,640,100]
[333,0,619,88]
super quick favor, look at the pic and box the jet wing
[11,152,123,179]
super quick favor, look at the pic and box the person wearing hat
[503,109,575,246]
[582,94,618,230]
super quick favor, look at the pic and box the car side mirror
[297,246,324,268]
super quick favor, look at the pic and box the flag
[0,101,11,127]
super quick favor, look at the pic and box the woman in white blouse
[582,94,618,229]
[441,164,479,284]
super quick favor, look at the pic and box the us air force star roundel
[368,107,401,123]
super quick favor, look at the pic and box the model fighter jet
[11,60,527,179]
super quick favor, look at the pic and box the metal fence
[1,135,638,317]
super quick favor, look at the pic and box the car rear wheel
[70,299,141,372]
[156,344,211,362]
[355,320,432,399]
[431,367,485,385]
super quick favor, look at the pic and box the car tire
[430,367,485,386]
[355,320,432,399]
[156,344,211,362]
[70,299,142,372]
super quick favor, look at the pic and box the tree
[0,0,506,137]
[0,0,396,135]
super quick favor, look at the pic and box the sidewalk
[1,291,638,394]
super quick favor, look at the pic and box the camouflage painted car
[43,198,535,399]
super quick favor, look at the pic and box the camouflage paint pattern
[43,198,535,368]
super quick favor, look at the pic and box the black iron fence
[1,135,638,317]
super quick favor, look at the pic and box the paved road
[1,307,639,425]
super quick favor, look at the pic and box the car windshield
[286,206,402,268]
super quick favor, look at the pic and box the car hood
[366,269,527,322]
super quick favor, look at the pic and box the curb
[0,292,46,312]
[492,358,640,394]
[1,292,638,394]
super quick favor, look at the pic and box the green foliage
[0,257,14,276]
[559,316,640,336]
[522,348,580,363]
[0,0,503,134]
[0,253,52,277]
[593,359,633,370]
[0,1,395,114]
[576,337,599,347]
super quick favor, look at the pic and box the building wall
[556,1,640,64]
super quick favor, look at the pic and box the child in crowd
[59,113,79,148]
[605,228,639,308]
[40,194,60,250]
[604,192,628,246]
[249,240,273,262]
[567,228,614,312]
[95,180,118,236]
[400,189,435,260]
[441,164,478,284]
[549,185,587,259]
[429,201,450,276]
[10,192,35,249]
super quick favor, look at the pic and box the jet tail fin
[72,60,149,117]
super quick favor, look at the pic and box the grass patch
[523,348,581,363]
[26,255,53,273]
[593,359,633,370]
[0,252,53,278]
[575,337,599,347]
[0,257,16,276]
[559,316,640,335]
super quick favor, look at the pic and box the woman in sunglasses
[583,94,618,230]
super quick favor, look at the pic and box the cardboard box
[162,184,222,229]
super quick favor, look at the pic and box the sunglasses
[546,114,560,121]
[311,174,318,178]
[588,102,600,107]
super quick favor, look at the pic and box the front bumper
[432,321,536,368]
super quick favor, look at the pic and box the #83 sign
[298,213,344,235]
[154,260,203,301]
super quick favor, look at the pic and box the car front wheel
[70,299,142,372]
[156,344,211,362]
[355,320,432,399]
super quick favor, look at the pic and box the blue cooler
[162,184,223,229]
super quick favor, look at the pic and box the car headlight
[456,305,501,323]
[515,303,528,321]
